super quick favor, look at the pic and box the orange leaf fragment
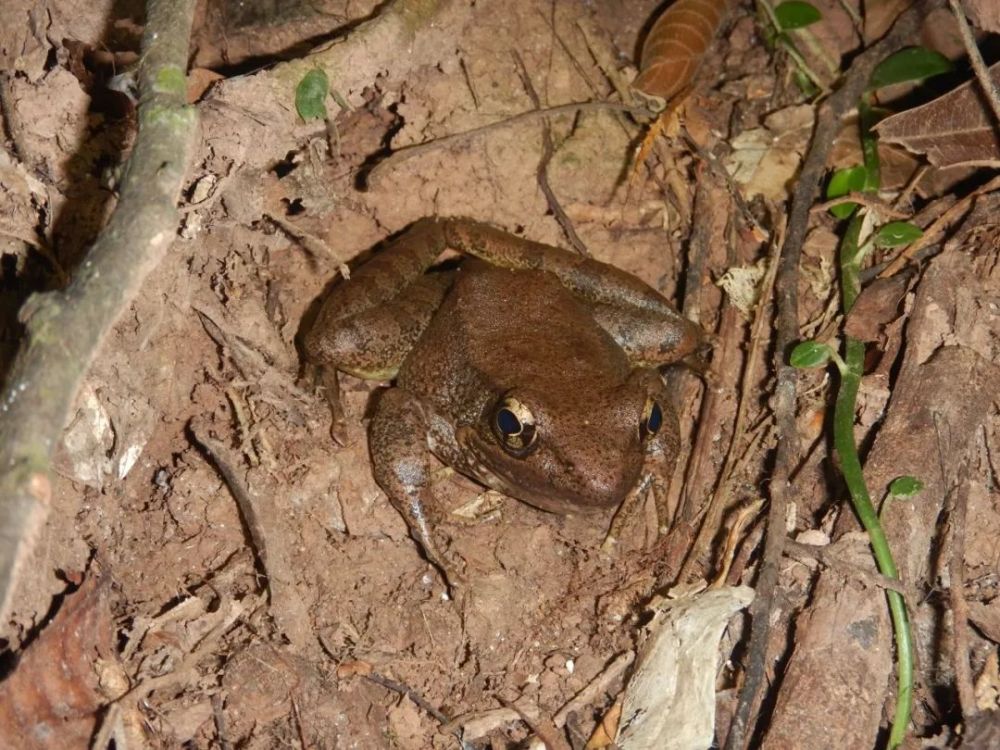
[633,0,734,108]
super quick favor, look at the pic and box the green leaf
[296,68,329,121]
[874,221,923,247]
[790,341,832,369]
[868,47,953,91]
[826,166,867,219]
[889,475,924,497]
[774,1,822,30]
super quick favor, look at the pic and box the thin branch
[949,0,1000,128]
[783,539,912,596]
[0,0,198,623]
[511,51,590,256]
[724,5,927,748]
[945,463,976,718]
[878,172,1000,278]
[365,101,657,188]
[811,192,909,218]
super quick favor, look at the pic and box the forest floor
[0,0,999,748]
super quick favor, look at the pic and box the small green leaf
[889,476,924,497]
[826,166,867,219]
[296,68,329,121]
[774,1,822,30]
[868,47,953,91]
[874,221,923,248]
[790,341,832,369]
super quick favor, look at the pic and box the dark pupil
[496,408,522,436]
[647,402,663,434]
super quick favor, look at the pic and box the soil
[1,0,999,749]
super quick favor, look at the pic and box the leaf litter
[0,0,999,749]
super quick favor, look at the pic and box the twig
[945,462,976,718]
[366,671,472,750]
[0,0,198,624]
[678,215,782,583]
[661,177,722,560]
[949,0,1000,128]
[365,100,657,188]
[878,172,1000,278]
[502,698,573,750]
[265,213,351,278]
[783,539,912,596]
[811,192,909,218]
[724,6,926,748]
[212,693,231,750]
[511,52,590,256]
[189,421,271,599]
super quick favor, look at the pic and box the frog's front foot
[369,388,466,591]
[306,363,350,446]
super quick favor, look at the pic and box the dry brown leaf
[966,0,1000,33]
[632,0,734,107]
[0,571,121,749]
[874,61,1000,168]
[843,272,912,342]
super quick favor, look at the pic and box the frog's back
[397,262,629,420]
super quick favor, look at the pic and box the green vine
[789,44,951,748]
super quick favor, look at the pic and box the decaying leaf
[844,271,912,342]
[716,259,768,316]
[725,104,814,201]
[875,61,1000,168]
[616,586,754,750]
[632,0,734,108]
[0,571,122,749]
[966,0,1000,34]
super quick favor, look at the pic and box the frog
[303,218,704,583]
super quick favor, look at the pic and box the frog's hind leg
[369,388,464,590]
[308,270,455,381]
[304,219,453,440]
[442,218,702,366]
[305,218,451,376]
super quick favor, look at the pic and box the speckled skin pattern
[304,218,703,578]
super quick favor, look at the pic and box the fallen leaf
[0,571,121,749]
[966,0,1000,34]
[616,586,754,750]
[632,0,734,107]
[875,61,1000,168]
[844,272,912,342]
[725,104,814,201]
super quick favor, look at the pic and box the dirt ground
[0,0,999,748]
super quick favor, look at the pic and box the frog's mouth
[454,426,588,515]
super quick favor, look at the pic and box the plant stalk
[836,214,913,748]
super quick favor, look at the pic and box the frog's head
[457,369,677,513]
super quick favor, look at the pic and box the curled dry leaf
[632,0,734,108]
[874,61,1000,168]
[616,586,754,750]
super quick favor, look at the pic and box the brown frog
[304,218,703,581]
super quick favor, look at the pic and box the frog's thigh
[306,271,453,379]
[314,218,448,323]
[592,303,699,367]
[369,388,449,570]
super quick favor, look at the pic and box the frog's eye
[491,396,537,456]
[640,398,663,441]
